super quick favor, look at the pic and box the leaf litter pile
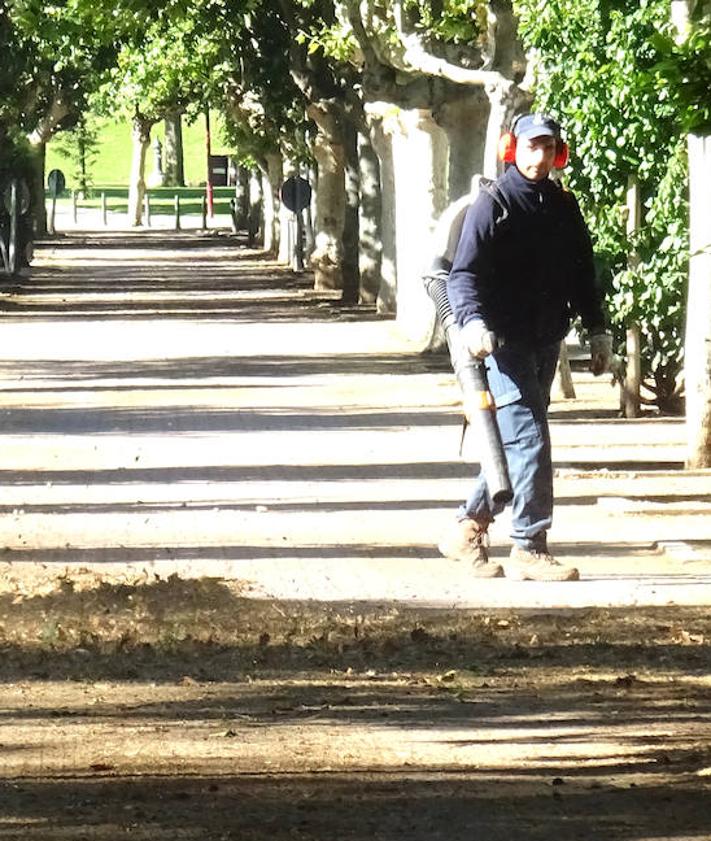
[0,567,709,840]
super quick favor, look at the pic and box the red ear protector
[497,132,517,164]
[497,117,570,169]
[553,142,569,169]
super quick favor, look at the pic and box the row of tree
[1,0,710,463]
[2,0,533,316]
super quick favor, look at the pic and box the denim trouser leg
[458,341,560,551]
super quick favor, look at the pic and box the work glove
[589,331,613,376]
[461,319,498,359]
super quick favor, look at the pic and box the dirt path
[0,231,709,839]
[0,231,709,607]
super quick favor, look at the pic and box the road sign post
[47,168,65,235]
[280,176,312,273]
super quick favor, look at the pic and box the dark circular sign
[280,176,312,213]
[2,179,31,215]
[47,168,66,197]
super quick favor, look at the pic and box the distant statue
[147,137,165,188]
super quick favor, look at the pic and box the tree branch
[28,91,72,145]
[341,0,386,72]
[391,0,514,91]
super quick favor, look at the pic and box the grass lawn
[46,112,233,190]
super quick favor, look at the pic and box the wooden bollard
[174,194,181,231]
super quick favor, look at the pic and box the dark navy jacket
[447,165,605,348]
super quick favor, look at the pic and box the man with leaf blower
[439,113,612,581]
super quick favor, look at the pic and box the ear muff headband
[497,133,571,169]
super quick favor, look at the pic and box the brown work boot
[505,545,580,581]
[438,519,504,578]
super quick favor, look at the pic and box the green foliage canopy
[3,0,124,135]
[513,0,701,412]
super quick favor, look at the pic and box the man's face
[515,134,557,181]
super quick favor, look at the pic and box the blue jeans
[459,341,560,551]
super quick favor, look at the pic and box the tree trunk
[247,170,263,247]
[357,131,383,305]
[685,132,711,467]
[341,118,360,304]
[366,109,397,314]
[261,152,283,256]
[278,160,295,265]
[304,166,316,261]
[482,82,530,178]
[234,166,249,229]
[77,127,89,195]
[128,115,153,227]
[27,141,47,236]
[389,107,449,344]
[307,101,345,291]
[26,94,71,236]
[623,176,642,417]
[435,91,489,197]
[163,113,185,187]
